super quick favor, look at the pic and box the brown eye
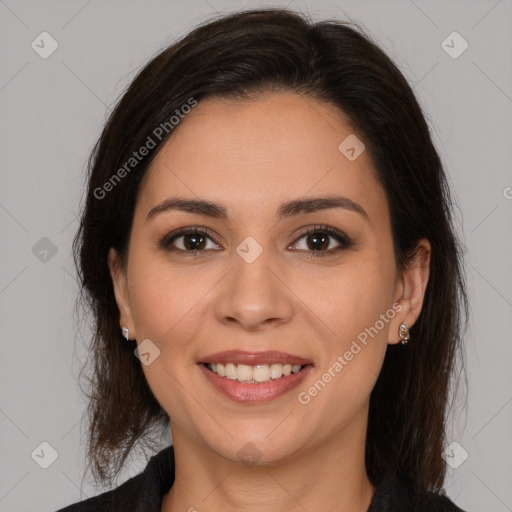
[159,227,221,253]
[302,232,332,251]
[159,224,353,257]
[178,232,207,250]
[289,225,353,257]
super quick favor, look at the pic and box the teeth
[253,364,270,382]
[206,363,303,383]
[225,363,237,380]
[270,363,283,379]
[237,364,253,381]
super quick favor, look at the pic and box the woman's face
[109,92,429,464]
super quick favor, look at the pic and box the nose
[214,246,295,332]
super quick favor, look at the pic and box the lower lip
[198,363,313,403]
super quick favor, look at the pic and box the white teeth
[237,364,253,381]
[270,363,283,379]
[206,362,304,383]
[253,364,270,382]
[225,363,237,380]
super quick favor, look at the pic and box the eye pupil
[184,233,206,250]
[308,233,329,251]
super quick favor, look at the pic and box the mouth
[203,362,307,383]
[197,351,313,403]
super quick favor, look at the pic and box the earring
[399,323,410,345]
[121,327,130,341]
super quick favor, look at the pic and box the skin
[108,92,431,512]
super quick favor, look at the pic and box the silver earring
[399,323,410,345]
[121,327,130,341]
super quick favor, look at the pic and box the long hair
[72,7,468,501]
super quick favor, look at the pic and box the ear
[107,247,136,340]
[389,238,431,345]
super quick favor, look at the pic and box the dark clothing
[57,445,466,511]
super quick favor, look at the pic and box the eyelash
[159,224,353,258]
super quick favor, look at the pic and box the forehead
[136,92,387,224]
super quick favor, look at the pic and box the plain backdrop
[1,0,511,511]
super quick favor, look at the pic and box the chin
[206,431,305,467]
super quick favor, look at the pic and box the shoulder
[55,471,145,511]
[368,471,467,512]
[402,478,467,512]
[416,491,466,512]
[55,445,174,512]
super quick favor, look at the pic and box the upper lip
[198,350,312,366]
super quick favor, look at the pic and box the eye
[159,224,353,257]
[159,226,222,253]
[289,224,353,257]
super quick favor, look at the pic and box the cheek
[306,258,395,342]
[127,255,205,426]
[294,267,394,426]
[127,250,204,343]
[301,256,396,411]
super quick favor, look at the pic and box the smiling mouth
[203,362,310,383]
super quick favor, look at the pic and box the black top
[56,445,466,512]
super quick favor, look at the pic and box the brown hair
[73,7,468,502]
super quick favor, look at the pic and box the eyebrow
[145,195,369,223]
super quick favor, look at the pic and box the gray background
[1,0,511,510]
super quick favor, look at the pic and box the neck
[162,413,375,512]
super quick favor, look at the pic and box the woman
[58,7,468,512]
